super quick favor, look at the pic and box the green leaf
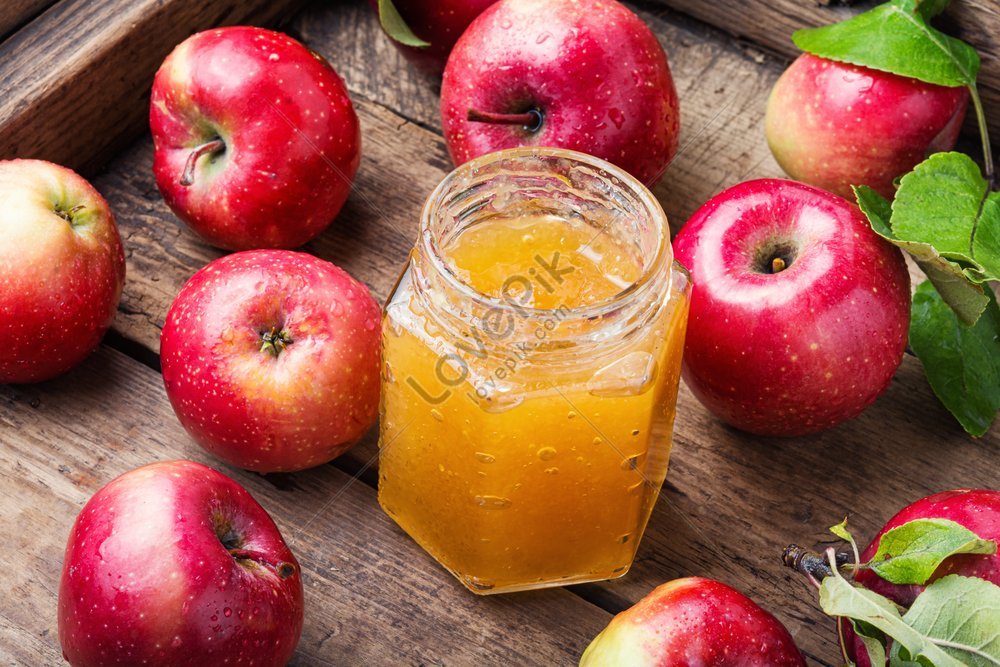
[854,185,989,326]
[891,575,1000,666]
[818,561,966,667]
[792,0,980,87]
[892,153,1000,284]
[914,0,950,19]
[831,518,855,543]
[376,0,431,48]
[866,518,997,585]
[910,281,1000,437]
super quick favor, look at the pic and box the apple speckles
[149,26,361,251]
[766,53,968,198]
[674,178,910,437]
[161,250,380,473]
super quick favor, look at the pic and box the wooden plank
[292,2,790,226]
[102,2,794,354]
[0,0,306,175]
[647,0,1000,141]
[98,100,440,353]
[0,2,980,665]
[85,4,1000,664]
[0,0,56,41]
[590,362,998,666]
[0,346,610,665]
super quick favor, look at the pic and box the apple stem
[782,544,850,583]
[967,84,995,190]
[260,327,293,358]
[467,108,544,132]
[180,138,225,187]
[771,257,786,273]
[836,617,852,666]
[228,547,297,579]
[54,204,87,225]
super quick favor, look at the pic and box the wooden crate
[1,1,997,665]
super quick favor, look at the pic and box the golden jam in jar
[379,148,690,594]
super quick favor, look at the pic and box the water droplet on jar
[620,454,641,471]
[612,566,627,573]
[171,637,182,648]
[500,18,512,29]
[331,300,343,316]
[631,429,640,437]
[535,31,552,44]
[619,533,631,544]
[544,467,559,475]
[537,447,557,461]
[430,409,444,422]
[588,351,657,397]
[627,480,644,495]
[475,495,512,509]
[609,108,625,129]
[567,411,576,419]
[223,608,232,618]
[477,388,524,413]
[475,452,496,464]
[383,363,395,384]
[592,437,603,446]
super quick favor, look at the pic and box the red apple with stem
[368,0,499,74]
[672,178,910,436]
[580,577,806,666]
[440,0,680,187]
[161,250,381,473]
[845,489,1000,667]
[765,54,968,200]
[0,159,125,384]
[58,460,303,667]
[150,26,361,251]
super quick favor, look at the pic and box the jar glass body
[378,148,690,594]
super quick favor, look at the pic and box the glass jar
[378,147,690,594]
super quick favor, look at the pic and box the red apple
[440,0,680,187]
[581,577,806,666]
[161,250,380,472]
[150,26,361,251]
[672,178,910,436]
[58,460,303,666]
[368,0,500,74]
[846,489,1000,667]
[0,159,125,384]
[765,54,968,199]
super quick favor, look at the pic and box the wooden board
[0,0,306,175]
[0,0,56,41]
[0,346,609,665]
[2,1,998,665]
[647,0,1000,141]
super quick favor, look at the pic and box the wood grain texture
[0,0,307,175]
[0,0,56,41]
[80,3,998,664]
[3,1,997,665]
[0,347,610,665]
[644,0,1000,140]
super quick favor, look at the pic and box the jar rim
[418,146,672,321]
